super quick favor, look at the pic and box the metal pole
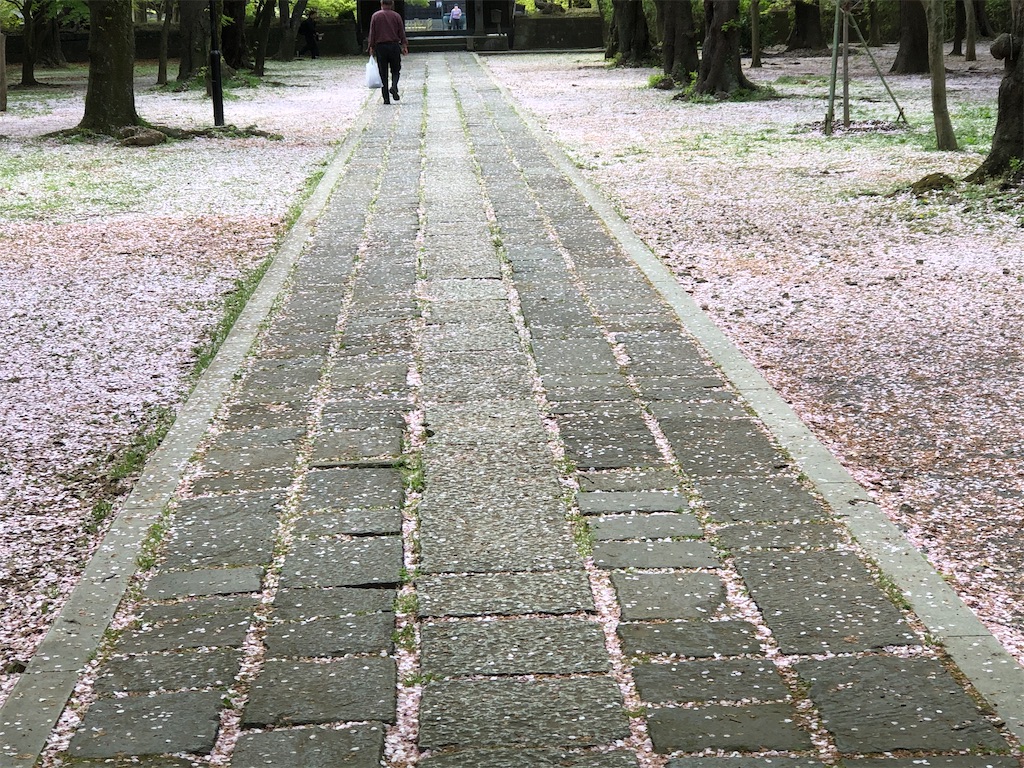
[842,2,850,127]
[209,0,225,126]
[825,0,842,134]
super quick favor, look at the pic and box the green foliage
[952,103,997,151]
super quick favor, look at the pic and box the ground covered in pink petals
[484,47,1024,667]
[0,58,368,705]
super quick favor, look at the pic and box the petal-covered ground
[485,47,1023,666]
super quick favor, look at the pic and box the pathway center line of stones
[0,89,386,768]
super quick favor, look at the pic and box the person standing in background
[368,0,409,104]
[449,4,463,29]
[298,9,321,59]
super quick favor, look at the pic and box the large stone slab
[160,515,277,570]
[242,658,397,727]
[715,522,842,552]
[272,586,395,621]
[633,376,735,402]
[846,759,1020,768]
[421,618,609,676]
[735,551,917,654]
[617,620,761,658]
[421,749,639,767]
[633,659,788,703]
[577,469,680,493]
[114,609,252,653]
[264,613,394,658]
[611,573,725,621]
[577,491,688,516]
[666,759,825,768]
[419,677,629,750]
[664,420,789,477]
[531,338,619,375]
[696,475,826,523]
[138,594,259,625]
[298,467,404,512]
[94,649,241,694]
[590,513,702,541]
[293,507,402,537]
[232,724,386,768]
[309,428,404,465]
[417,571,594,617]
[593,540,719,570]
[68,691,223,758]
[795,656,1008,753]
[144,567,264,600]
[647,704,814,753]
[280,537,403,588]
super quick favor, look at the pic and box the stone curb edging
[0,93,380,768]
[474,52,1024,747]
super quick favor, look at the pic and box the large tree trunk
[20,0,40,86]
[276,0,308,61]
[867,0,882,46]
[222,0,249,70]
[177,0,210,81]
[694,0,755,96]
[610,0,652,66]
[34,10,67,67]
[253,0,276,76]
[967,23,1024,180]
[156,0,172,85]
[951,0,982,59]
[656,0,698,80]
[787,0,826,50]
[891,0,929,73]
[79,0,139,133]
[923,0,957,149]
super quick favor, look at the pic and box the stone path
[2,53,1022,768]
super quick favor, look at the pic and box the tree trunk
[923,0,957,149]
[787,0,826,50]
[656,0,698,80]
[962,0,977,61]
[156,0,172,84]
[254,0,276,76]
[276,0,307,61]
[610,0,652,66]
[694,0,755,96]
[35,10,67,67]
[967,25,1024,180]
[891,0,929,74]
[750,0,761,68]
[20,0,39,86]
[222,0,249,70]
[79,0,139,133]
[1,33,8,112]
[867,0,881,46]
[177,0,210,82]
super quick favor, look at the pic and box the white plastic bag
[366,56,383,89]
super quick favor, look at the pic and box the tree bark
[34,9,67,68]
[79,0,140,133]
[222,0,249,70]
[967,25,1024,180]
[276,0,308,61]
[656,0,698,79]
[156,0,172,84]
[750,0,761,68]
[891,0,929,74]
[787,0,826,50]
[610,0,652,66]
[177,0,211,82]
[253,0,276,76]
[1,33,8,112]
[693,0,755,96]
[923,0,957,149]
[20,0,39,86]
[962,0,977,61]
[867,0,881,46]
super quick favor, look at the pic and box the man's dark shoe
[390,88,400,101]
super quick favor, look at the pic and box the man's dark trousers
[376,42,402,101]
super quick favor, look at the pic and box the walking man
[368,0,409,105]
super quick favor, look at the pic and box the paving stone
[242,658,397,727]
[417,571,594,617]
[272,587,395,621]
[666,758,826,768]
[426,299,511,325]
[611,573,725,621]
[201,446,298,474]
[309,429,404,465]
[67,758,196,768]
[617,620,761,658]
[425,278,507,302]
[94,649,241,694]
[669,423,790,477]
[145,567,264,600]
[421,618,609,676]
[795,655,1008,753]
[633,376,735,402]
[160,516,277,570]
[577,469,679,492]
[210,427,306,451]
[264,613,394,658]
[696,475,826,523]
[593,540,719,569]
[561,430,663,470]
[190,467,294,496]
[232,724,387,768]
[298,467,404,511]
[590,513,703,541]
[578,490,688,516]
[68,691,223,758]
[846,759,1020,768]
[715,522,843,551]
[115,609,252,653]
[531,338,619,375]
[539,373,631,402]
[281,537,403,588]
[293,507,402,537]
[422,322,521,352]
[422,358,533,401]
[421,749,639,767]
[735,551,917,654]
[633,659,788,703]
[138,595,260,626]
[419,678,629,750]
[174,492,284,524]
[321,401,408,431]
[649,401,749,421]
[647,703,813,753]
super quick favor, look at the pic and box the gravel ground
[1,46,1021,711]
[0,57,368,706]
[484,46,1024,667]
